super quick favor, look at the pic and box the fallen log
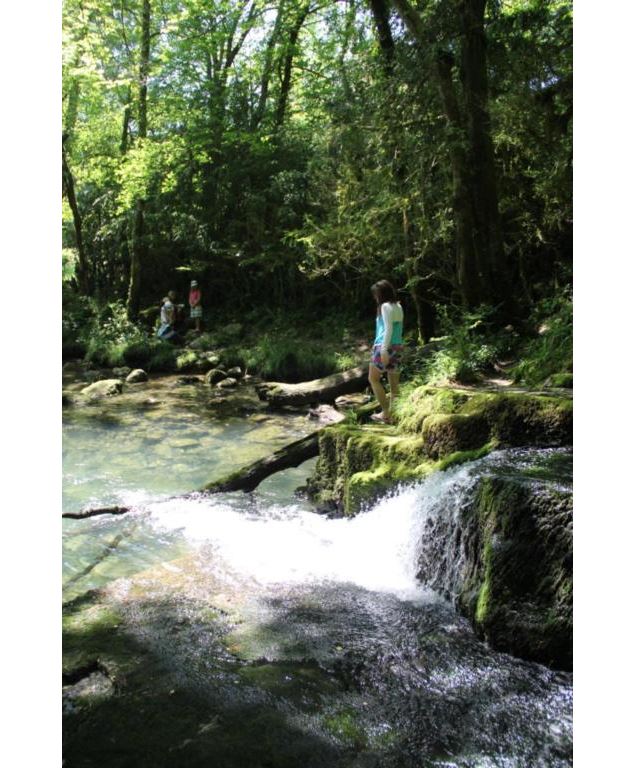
[63,396,378,519]
[201,432,319,493]
[255,365,368,407]
[63,505,132,520]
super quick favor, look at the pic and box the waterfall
[146,459,485,602]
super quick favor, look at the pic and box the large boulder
[80,379,123,399]
[205,368,228,386]
[126,369,148,384]
[418,473,573,670]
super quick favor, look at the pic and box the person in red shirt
[189,280,203,332]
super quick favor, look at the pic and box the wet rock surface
[417,449,573,670]
[80,379,124,399]
[217,377,238,389]
[126,368,148,383]
[204,368,227,385]
[63,540,572,768]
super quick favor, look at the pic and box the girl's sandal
[371,413,392,425]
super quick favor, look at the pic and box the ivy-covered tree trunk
[368,0,431,341]
[459,0,506,306]
[62,138,91,295]
[126,0,150,321]
[391,0,508,310]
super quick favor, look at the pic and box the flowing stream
[63,375,572,767]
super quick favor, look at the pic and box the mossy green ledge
[458,476,572,669]
[306,386,572,516]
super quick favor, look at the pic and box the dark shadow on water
[63,580,572,768]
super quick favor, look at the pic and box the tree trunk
[434,50,482,306]
[202,433,320,493]
[274,2,310,129]
[255,366,368,407]
[120,87,132,154]
[252,2,285,128]
[126,0,150,321]
[390,0,508,310]
[62,140,90,294]
[64,75,80,151]
[368,0,395,72]
[459,0,507,307]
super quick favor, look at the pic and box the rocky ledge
[306,385,573,670]
[307,386,572,517]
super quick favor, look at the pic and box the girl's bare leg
[387,371,400,414]
[369,364,390,419]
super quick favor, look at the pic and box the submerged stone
[80,379,124,399]
[217,377,238,389]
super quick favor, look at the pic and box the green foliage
[512,290,573,385]
[62,297,166,369]
[63,289,89,355]
[62,248,77,283]
[83,301,148,367]
[227,334,345,382]
[402,306,519,386]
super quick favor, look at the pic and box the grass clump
[512,291,572,386]
[226,332,361,382]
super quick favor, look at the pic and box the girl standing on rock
[369,280,404,424]
[189,280,203,332]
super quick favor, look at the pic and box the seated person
[157,291,180,341]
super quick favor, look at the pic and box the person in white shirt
[369,280,404,424]
[157,291,177,340]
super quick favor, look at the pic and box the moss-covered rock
[175,350,200,372]
[544,372,574,388]
[400,386,572,447]
[421,413,490,459]
[307,386,572,516]
[307,424,421,514]
[455,477,573,670]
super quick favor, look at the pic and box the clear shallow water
[63,381,572,767]
[62,373,312,594]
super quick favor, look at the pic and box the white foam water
[146,461,480,601]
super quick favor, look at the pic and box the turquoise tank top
[374,306,403,347]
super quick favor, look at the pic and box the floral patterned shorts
[370,344,403,373]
